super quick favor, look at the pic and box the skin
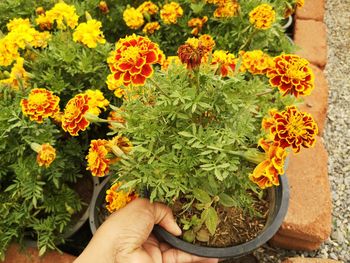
[75,198,219,263]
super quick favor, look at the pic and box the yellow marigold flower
[30,31,51,48]
[199,34,215,54]
[105,182,138,213]
[214,2,239,18]
[36,2,79,30]
[211,50,236,77]
[205,0,228,5]
[35,143,56,168]
[142,22,160,35]
[21,88,60,123]
[297,0,304,8]
[0,37,20,67]
[86,139,110,177]
[36,7,46,15]
[249,139,288,189]
[108,135,133,157]
[61,94,90,136]
[73,19,106,48]
[137,1,159,15]
[52,111,63,123]
[161,55,182,71]
[160,2,183,25]
[0,57,29,90]
[99,1,109,14]
[108,35,164,87]
[188,17,208,36]
[249,4,276,30]
[123,7,144,30]
[6,18,31,31]
[262,106,318,153]
[239,50,273,75]
[84,89,109,116]
[106,74,125,98]
[267,54,314,97]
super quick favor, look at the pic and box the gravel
[227,1,350,262]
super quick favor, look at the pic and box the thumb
[153,202,182,236]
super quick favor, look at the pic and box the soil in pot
[172,192,269,247]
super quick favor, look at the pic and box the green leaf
[178,131,193,138]
[193,188,211,204]
[183,230,196,242]
[205,207,219,235]
[190,1,205,14]
[219,193,237,207]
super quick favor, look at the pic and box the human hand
[75,198,218,263]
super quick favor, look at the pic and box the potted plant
[88,33,317,258]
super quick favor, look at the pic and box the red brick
[299,64,328,135]
[270,233,322,251]
[295,0,325,21]
[4,244,76,263]
[283,257,341,263]
[294,20,327,68]
[270,137,331,249]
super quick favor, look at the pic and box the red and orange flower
[61,94,90,136]
[239,50,273,75]
[262,106,318,153]
[105,182,138,213]
[211,50,236,77]
[267,54,314,97]
[21,88,60,123]
[108,35,163,87]
[249,139,288,189]
[86,139,110,177]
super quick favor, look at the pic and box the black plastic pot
[90,175,289,259]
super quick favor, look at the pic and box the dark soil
[172,192,270,247]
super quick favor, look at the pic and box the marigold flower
[188,17,208,36]
[99,1,109,14]
[86,139,110,177]
[108,135,133,157]
[36,7,46,15]
[36,143,56,167]
[198,34,215,54]
[0,57,29,90]
[211,50,236,77]
[160,2,183,24]
[61,94,90,136]
[21,88,60,123]
[106,74,125,98]
[239,50,273,75]
[297,0,304,8]
[249,4,276,30]
[123,7,144,30]
[84,89,109,116]
[73,19,106,48]
[0,37,20,66]
[36,15,53,30]
[109,35,163,86]
[108,109,126,129]
[214,2,239,18]
[161,56,182,71]
[105,182,138,213]
[267,54,314,97]
[262,106,318,153]
[142,22,160,35]
[6,18,31,31]
[178,43,205,70]
[249,139,288,189]
[137,1,159,15]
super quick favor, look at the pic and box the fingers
[163,248,218,263]
[153,202,182,236]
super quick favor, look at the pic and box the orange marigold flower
[99,1,109,14]
[267,54,314,97]
[32,143,56,168]
[137,1,159,15]
[21,88,60,123]
[105,182,138,213]
[109,35,163,87]
[108,135,133,157]
[211,50,236,77]
[239,50,273,75]
[86,139,110,177]
[249,4,276,30]
[160,2,183,24]
[198,34,215,54]
[108,108,126,129]
[178,43,205,70]
[61,94,90,136]
[36,7,46,15]
[188,16,208,36]
[214,2,239,18]
[142,22,160,35]
[249,139,288,189]
[262,106,318,153]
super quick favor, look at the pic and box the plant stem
[149,78,169,98]
[256,89,274,97]
[240,28,258,50]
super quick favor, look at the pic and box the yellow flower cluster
[249,4,276,30]
[0,57,29,90]
[36,2,79,30]
[105,182,138,213]
[84,89,110,116]
[0,18,50,66]
[211,50,237,77]
[137,1,159,15]
[36,143,57,168]
[123,7,145,30]
[160,2,184,24]
[188,17,208,35]
[239,50,273,75]
[143,22,161,35]
[214,1,239,18]
[73,19,106,48]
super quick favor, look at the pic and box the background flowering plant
[0,0,310,258]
